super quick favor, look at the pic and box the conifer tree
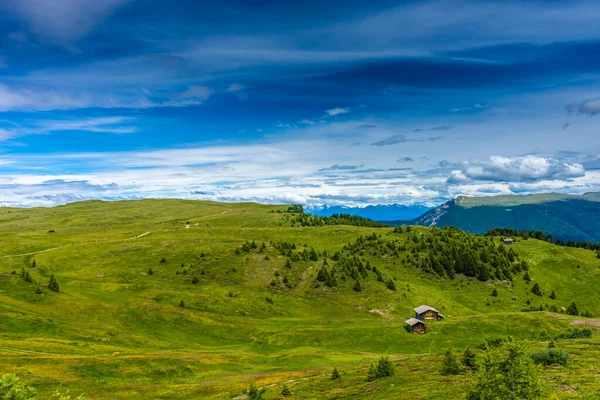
[531,282,542,296]
[491,288,498,297]
[35,286,43,294]
[191,275,199,284]
[462,346,478,371]
[386,278,396,291]
[549,290,556,300]
[331,367,341,380]
[367,364,378,381]
[48,274,60,292]
[32,260,36,268]
[24,271,33,283]
[441,348,460,375]
[353,280,362,292]
[523,272,531,282]
[316,267,328,282]
[567,302,579,315]
[179,300,185,308]
[285,259,292,268]
[160,257,167,263]
[148,268,154,275]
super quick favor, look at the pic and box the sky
[0,0,599,208]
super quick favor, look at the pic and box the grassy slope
[0,199,599,399]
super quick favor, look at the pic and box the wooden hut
[405,318,426,334]
[503,238,514,245]
[414,305,445,321]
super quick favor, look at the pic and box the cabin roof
[503,238,513,242]
[414,305,439,314]
[405,318,424,326]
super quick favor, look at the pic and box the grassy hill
[412,192,600,243]
[1,199,599,399]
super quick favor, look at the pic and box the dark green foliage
[331,368,341,380]
[31,260,36,268]
[524,272,531,282]
[530,348,568,366]
[265,297,274,304]
[581,308,595,318]
[567,302,579,315]
[160,257,166,263]
[441,348,460,375]
[531,282,542,296]
[462,346,478,372]
[245,383,266,400]
[538,328,592,340]
[23,271,33,283]
[466,340,543,400]
[285,204,304,214]
[285,259,292,268]
[281,384,292,397]
[147,268,154,275]
[385,278,396,291]
[282,275,292,288]
[191,275,199,284]
[47,274,60,292]
[35,286,43,295]
[353,280,362,292]
[274,269,280,276]
[179,300,185,308]
[549,290,556,300]
[289,213,387,228]
[491,288,498,297]
[269,278,277,287]
[0,373,38,399]
[367,356,395,381]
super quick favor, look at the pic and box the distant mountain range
[308,204,433,222]
[410,192,600,243]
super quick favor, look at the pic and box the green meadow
[1,199,599,399]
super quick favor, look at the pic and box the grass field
[1,199,599,399]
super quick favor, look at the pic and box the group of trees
[485,227,600,251]
[288,213,387,228]
[14,266,60,293]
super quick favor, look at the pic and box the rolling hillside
[412,192,600,242]
[1,199,599,399]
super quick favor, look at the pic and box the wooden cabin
[405,318,426,334]
[414,305,445,321]
[503,238,514,245]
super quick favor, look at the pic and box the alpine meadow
[2,0,600,399]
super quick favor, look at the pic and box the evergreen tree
[148,268,154,275]
[35,286,43,294]
[331,367,341,380]
[316,267,328,282]
[491,288,498,297]
[441,348,460,375]
[285,259,292,268]
[376,356,395,378]
[353,280,362,292]
[386,278,396,291]
[523,271,531,282]
[367,364,378,381]
[466,340,542,400]
[462,346,478,372]
[549,290,556,300]
[179,300,185,308]
[24,271,33,283]
[160,257,167,263]
[32,260,36,268]
[48,274,60,292]
[567,302,579,316]
[191,275,199,284]
[246,383,266,400]
[281,384,292,397]
[531,282,542,296]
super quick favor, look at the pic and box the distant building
[414,305,445,321]
[405,318,426,334]
[503,238,514,245]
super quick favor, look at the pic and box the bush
[530,348,568,366]
[331,368,341,380]
[265,297,274,304]
[281,384,292,397]
[0,373,37,399]
[367,356,394,381]
[491,288,498,297]
[245,384,266,400]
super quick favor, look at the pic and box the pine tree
[353,280,362,292]
[376,356,394,378]
[35,286,43,294]
[160,257,167,263]
[491,288,498,297]
[285,259,292,268]
[148,268,154,275]
[179,300,185,308]
[441,348,460,375]
[331,367,341,380]
[386,278,396,291]
[24,271,33,283]
[316,267,328,282]
[47,274,60,292]
[462,346,478,371]
[549,290,556,300]
[32,260,36,268]
[523,271,531,282]
[191,275,199,284]
[367,364,378,381]
[531,282,542,296]
[567,302,579,316]
[281,384,292,397]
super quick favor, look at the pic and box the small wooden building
[503,238,514,245]
[405,318,426,334]
[414,305,445,321]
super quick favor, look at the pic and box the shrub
[48,274,60,293]
[441,348,460,375]
[265,297,274,304]
[367,356,395,381]
[491,288,498,297]
[581,309,595,318]
[331,368,341,380]
[281,384,292,397]
[530,348,568,366]
[245,384,266,400]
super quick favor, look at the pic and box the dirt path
[4,231,152,258]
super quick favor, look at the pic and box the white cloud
[177,85,214,100]
[325,107,350,117]
[2,0,130,44]
[227,83,245,92]
[299,119,315,125]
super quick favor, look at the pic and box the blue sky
[0,0,599,207]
